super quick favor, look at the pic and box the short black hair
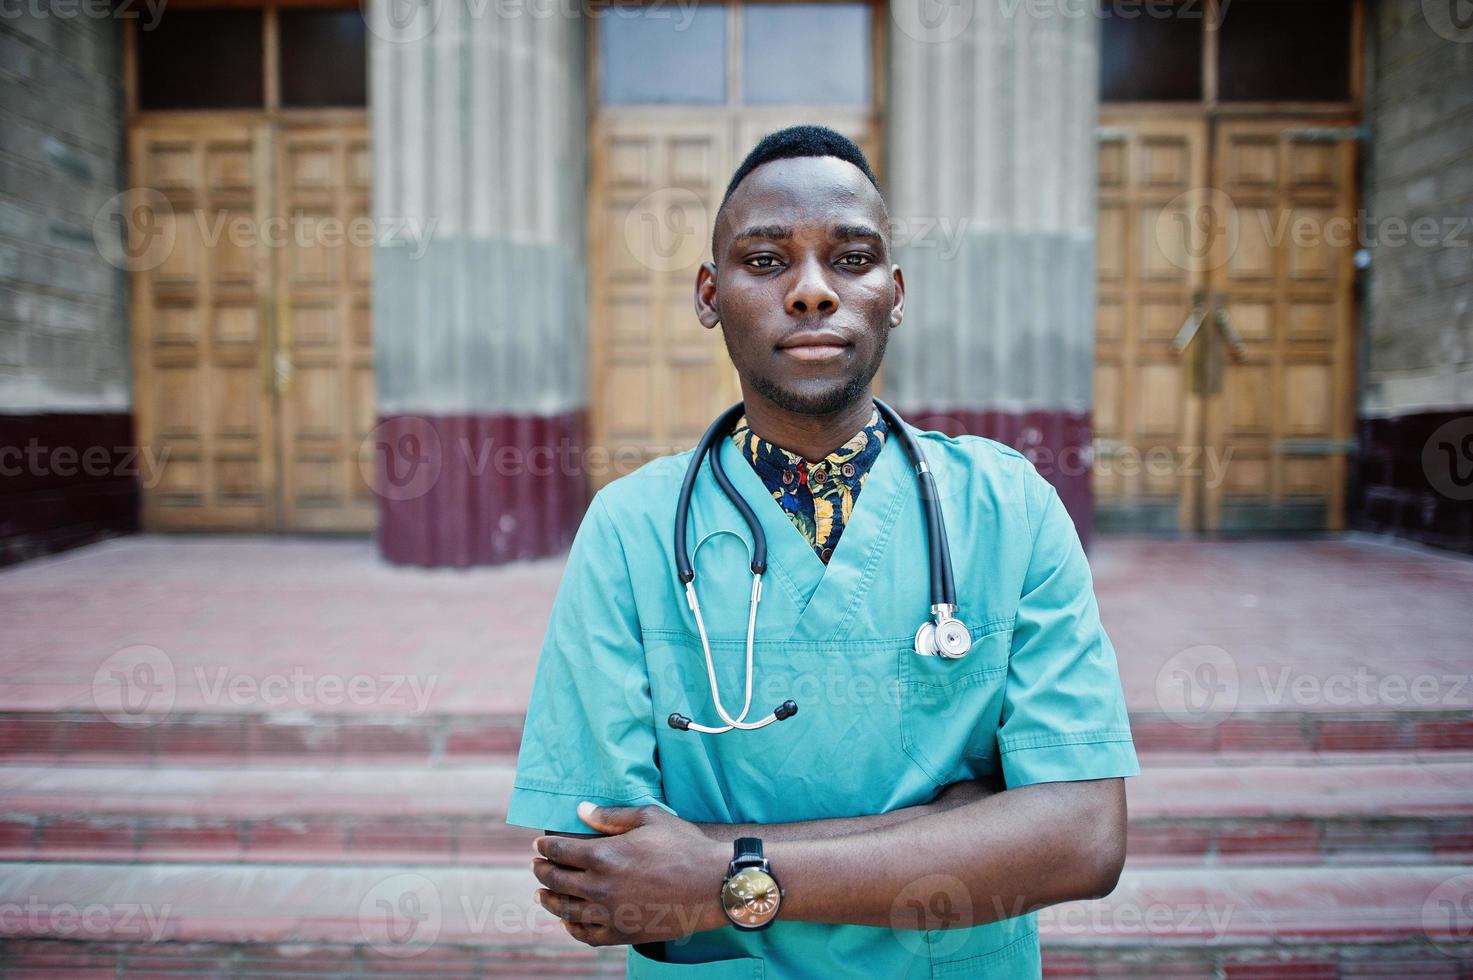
[713,125,884,254]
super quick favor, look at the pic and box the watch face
[721,867,781,928]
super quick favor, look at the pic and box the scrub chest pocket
[898,624,1012,787]
[646,625,1012,825]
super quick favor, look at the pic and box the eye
[746,254,783,270]
[837,253,874,268]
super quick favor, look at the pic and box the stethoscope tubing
[668,398,963,734]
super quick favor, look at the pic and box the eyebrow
[730,224,793,243]
[729,223,885,244]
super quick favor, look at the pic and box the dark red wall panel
[1352,411,1473,556]
[0,413,141,567]
[374,411,590,568]
[902,407,1095,548]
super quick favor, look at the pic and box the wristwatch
[720,837,782,930]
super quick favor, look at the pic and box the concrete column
[885,2,1098,540]
[1352,1,1473,554]
[368,1,588,565]
[0,17,136,565]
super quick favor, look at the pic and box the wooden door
[589,116,737,474]
[1094,114,1358,533]
[1093,115,1211,532]
[1203,119,1358,532]
[587,2,882,487]
[129,120,278,530]
[130,116,373,532]
[589,109,880,484]
[274,122,376,531]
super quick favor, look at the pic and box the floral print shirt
[729,405,889,564]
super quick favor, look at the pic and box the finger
[534,834,596,869]
[531,857,591,899]
[577,801,646,835]
[536,888,609,926]
[563,918,615,947]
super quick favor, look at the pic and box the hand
[533,802,731,947]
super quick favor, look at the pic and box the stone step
[5,708,1471,766]
[0,863,1466,974]
[1,758,1469,867]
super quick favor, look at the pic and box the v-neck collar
[715,418,910,640]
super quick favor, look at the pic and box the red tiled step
[1042,864,1473,951]
[0,711,523,766]
[0,764,534,865]
[1128,710,1473,754]
[3,758,1470,867]
[6,708,1472,766]
[0,863,1466,954]
[1127,759,1473,865]
[0,939,623,979]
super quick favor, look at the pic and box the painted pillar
[368,2,588,565]
[886,2,1098,542]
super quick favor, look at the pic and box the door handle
[274,350,294,392]
[1171,291,1208,355]
[1212,295,1248,362]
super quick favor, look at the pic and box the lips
[777,332,850,362]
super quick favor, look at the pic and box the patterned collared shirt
[729,405,888,564]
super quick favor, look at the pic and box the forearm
[695,777,991,843]
[762,778,1125,930]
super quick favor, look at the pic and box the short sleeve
[505,493,669,833]
[997,472,1140,788]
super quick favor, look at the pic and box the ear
[695,261,720,330]
[889,264,905,329]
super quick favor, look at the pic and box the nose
[784,254,839,317]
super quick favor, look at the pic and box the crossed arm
[531,775,1127,947]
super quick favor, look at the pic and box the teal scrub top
[507,422,1140,979]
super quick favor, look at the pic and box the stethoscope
[666,398,972,735]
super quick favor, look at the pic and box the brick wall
[1352,1,1473,554]
[0,16,137,564]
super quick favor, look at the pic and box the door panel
[130,116,373,532]
[274,123,376,531]
[130,121,277,530]
[1093,116,1209,532]
[1204,119,1357,532]
[589,116,734,477]
[1095,114,1358,534]
[588,110,879,487]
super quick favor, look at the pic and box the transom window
[1100,0,1355,105]
[599,2,873,107]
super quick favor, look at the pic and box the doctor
[508,125,1139,978]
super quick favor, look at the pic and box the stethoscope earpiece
[671,400,968,735]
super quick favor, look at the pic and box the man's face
[695,156,904,417]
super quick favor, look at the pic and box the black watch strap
[730,837,765,871]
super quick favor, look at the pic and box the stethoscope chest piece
[913,604,971,659]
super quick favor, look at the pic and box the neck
[736,386,875,463]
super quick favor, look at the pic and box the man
[507,126,1138,978]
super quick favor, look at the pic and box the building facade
[2,0,1470,566]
